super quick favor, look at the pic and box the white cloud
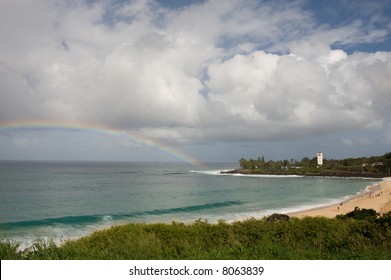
[205,48,391,141]
[0,0,390,152]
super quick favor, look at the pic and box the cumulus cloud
[0,0,390,148]
[206,49,391,140]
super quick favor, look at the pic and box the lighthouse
[317,152,323,166]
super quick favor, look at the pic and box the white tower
[317,152,323,166]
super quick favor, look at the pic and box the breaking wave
[3,200,244,230]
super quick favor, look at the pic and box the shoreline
[220,168,391,178]
[289,178,391,218]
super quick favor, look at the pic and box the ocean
[0,160,379,249]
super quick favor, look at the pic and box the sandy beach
[290,178,391,218]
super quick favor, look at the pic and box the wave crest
[2,200,244,229]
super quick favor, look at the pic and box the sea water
[0,160,379,249]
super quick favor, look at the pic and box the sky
[0,0,390,164]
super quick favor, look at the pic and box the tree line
[238,152,391,176]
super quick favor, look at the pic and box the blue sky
[308,0,391,53]
[0,0,390,164]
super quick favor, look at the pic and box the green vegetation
[2,209,391,260]
[235,152,391,177]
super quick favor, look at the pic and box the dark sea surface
[0,160,379,248]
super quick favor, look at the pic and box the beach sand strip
[290,178,391,219]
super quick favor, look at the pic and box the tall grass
[2,210,391,260]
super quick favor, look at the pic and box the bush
[337,207,378,221]
[2,213,391,260]
[0,240,22,259]
[377,211,391,226]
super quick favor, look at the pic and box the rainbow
[0,119,205,168]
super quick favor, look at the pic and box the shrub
[2,213,391,260]
[0,240,22,259]
[337,207,378,221]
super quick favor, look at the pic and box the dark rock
[267,213,290,222]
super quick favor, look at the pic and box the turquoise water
[0,161,378,248]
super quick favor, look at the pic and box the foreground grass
[2,209,391,260]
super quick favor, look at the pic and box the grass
[1,210,391,260]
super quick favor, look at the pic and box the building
[317,152,323,166]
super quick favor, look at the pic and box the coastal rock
[267,213,290,222]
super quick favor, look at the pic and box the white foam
[191,169,233,175]
[1,219,119,252]
[145,198,346,225]
[102,215,113,222]
[223,173,304,178]
[192,169,304,178]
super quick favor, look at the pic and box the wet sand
[290,178,391,218]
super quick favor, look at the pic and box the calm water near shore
[0,160,378,248]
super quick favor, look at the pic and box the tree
[239,158,248,169]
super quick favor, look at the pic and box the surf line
[0,119,205,169]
